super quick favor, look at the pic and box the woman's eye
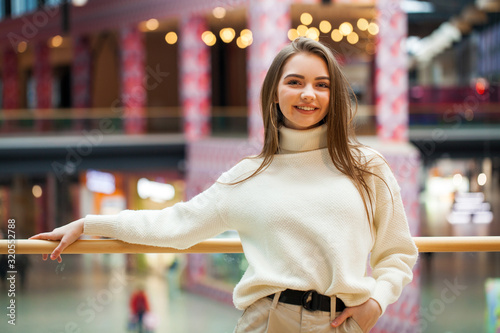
[317,82,329,88]
[287,80,300,86]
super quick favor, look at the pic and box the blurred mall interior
[0,0,499,332]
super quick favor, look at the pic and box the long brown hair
[232,37,389,223]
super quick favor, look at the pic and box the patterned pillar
[247,0,292,142]
[1,48,19,132]
[179,15,211,141]
[72,35,92,130]
[34,41,53,132]
[373,3,419,332]
[120,26,147,134]
[375,0,408,141]
[372,150,421,333]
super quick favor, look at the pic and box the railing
[0,106,376,136]
[2,236,500,254]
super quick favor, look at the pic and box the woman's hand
[29,218,85,263]
[331,298,382,332]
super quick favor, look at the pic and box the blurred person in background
[129,284,150,333]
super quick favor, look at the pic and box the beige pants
[234,292,363,333]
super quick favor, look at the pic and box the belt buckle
[301,290,320,311]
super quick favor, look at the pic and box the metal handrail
[2,236,500,254]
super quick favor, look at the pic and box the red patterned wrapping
[247,0,291,143]
[185,138,261,200]
[372,146,421,332]
[72,35,91,130]
[1,48,19,132]
[375,0,409,142]
[34,41,53,132]
[184,138,261,304]
[180,15,211,141]
[120,26,147,134]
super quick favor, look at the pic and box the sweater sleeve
[368,161,418,314]
[83,175,230,250]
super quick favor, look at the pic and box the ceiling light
[213,7,226,19]
[201,31,216,46]
[331,29,343,42]
[401,0,434,13]
[145,19,159,31]
[297,25,308,36]
[319,21,332,33]
[72,0,88,6]
[300,13,313,25]
[357,18,369,31]
[339,22,353,36]
[288,28,299,41]
[165,32,178,44]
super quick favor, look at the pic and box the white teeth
[296,106,315,111]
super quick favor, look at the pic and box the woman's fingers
[30,231,63,261]
[51,239,69,261]
[331,309,351,327]
[29,230,64,241]
[30,229,67,262]
[30,220,85,263]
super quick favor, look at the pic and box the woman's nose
[301,86,315,101]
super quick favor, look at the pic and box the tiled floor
[0,251,497,332]
[0,254,242,333]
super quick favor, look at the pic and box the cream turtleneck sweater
[84,124,418,313]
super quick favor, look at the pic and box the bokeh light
[213,7,226,19]
[165,32,178,44]
[347,32,359,44]
[368,22,379,35]
[220,28,236,43]
[319,20,332,33]
[339,22,353,36]
[331,29,343,42]
[145,19,159,31]
[300,13,313,25]
[357,18,369,31]
[297,25,308,36]
[202,31,216,46]
[32,185,42,198]
[17,41,27,53]
[50,35,63,48]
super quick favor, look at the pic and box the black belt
[267,289,346,312]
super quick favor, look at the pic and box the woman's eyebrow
[283,74,330,80]
[283,74,304,79]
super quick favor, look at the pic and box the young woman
[31,37,418,333]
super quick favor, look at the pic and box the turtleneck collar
[278,124,328,154]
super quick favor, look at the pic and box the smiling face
[276,52,331,130]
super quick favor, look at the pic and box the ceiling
[408,0,500,37]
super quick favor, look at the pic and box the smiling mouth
[295,106,318,111]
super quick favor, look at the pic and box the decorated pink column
[179,15,211,141]
[247,0,291,142]
[34,41,53,132]
[1,48,20,132]
[375,0,408,141]
[120,26,147,134]
[373,1,420,332]
[72,35,91,130]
